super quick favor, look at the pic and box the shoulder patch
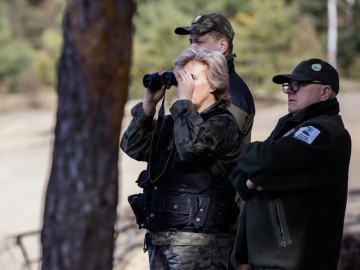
[293,126,320,144]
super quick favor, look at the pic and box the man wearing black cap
[230,59,352,270]
[175,13,255,143]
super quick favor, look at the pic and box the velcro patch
[293,126,320,144]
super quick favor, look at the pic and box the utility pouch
[128,193,149,229]
[211,195,240,228]
[136,170,150,188]
[187,196,210,229]
[160,194,210,229]
[161,195,190,227]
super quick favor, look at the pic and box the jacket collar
[226,55,235,72]
[285,98,340,123]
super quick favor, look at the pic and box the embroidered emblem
[311,64,322,72]
[293,126,320,144]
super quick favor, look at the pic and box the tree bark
[41,0,134,269]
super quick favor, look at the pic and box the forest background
[0,0,359,105]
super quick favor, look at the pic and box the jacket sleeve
[170,100,241,164]
[228,103,254,144]
[119,102,154,161]
[237,121,334,192]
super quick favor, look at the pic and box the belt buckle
[166,228,177,243]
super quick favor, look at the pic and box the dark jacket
[231,98,352,270]
[227,57,255,143]
[121,99,242,233]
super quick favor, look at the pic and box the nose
[283,87,296,95]
[190,44,200,49]
[284,89,294,94]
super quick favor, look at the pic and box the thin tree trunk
[41,0,134,269]
[327,0,337,67]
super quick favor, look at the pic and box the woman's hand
[142,72,166,116]
[174,68,194,101]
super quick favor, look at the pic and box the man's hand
[246,180,264,191]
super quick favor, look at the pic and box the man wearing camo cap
[175,13,255,144]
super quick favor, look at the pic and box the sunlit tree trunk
[41,0,134,269]
[327,0,337,67]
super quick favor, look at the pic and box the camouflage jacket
[120,99,242,179]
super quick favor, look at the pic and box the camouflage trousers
[146,231,231,270]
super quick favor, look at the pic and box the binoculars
[142,71,177,90]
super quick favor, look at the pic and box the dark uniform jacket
[231,98,352,270]
[227,57,255,143]
[121,99,242,235]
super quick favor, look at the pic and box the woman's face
[181,60,215,112]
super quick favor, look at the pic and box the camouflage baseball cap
[175,13,235,40]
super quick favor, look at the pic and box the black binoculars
[142,71,177,90]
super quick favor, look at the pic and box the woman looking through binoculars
[120,47,242,270]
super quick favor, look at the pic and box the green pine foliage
[0,0,359,96]
[232,0,301,94]
[0,0,64,93]
[130,0,191,99]
[0,3,34,87]
[233,0,331,94]
[0,42,33,82]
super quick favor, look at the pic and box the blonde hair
[173,47,230,106]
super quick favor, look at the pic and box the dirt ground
[0,91,359,269]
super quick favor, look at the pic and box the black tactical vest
[129,108,239,232]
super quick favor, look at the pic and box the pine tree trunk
[41,0,134,269]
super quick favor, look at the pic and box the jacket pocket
[161,195,190,226]
[268,199,292,248]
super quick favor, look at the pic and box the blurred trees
[339,0,360,77]
[131,0,321,96]
[232,0,303,93]
[130,0,360,98]
[0,0,359,97]
[0,2,33,90]
[0,0,64,93]
[290,0,360,78]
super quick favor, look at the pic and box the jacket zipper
[274,203,287,247]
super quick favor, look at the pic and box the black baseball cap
[272,58,339,93]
